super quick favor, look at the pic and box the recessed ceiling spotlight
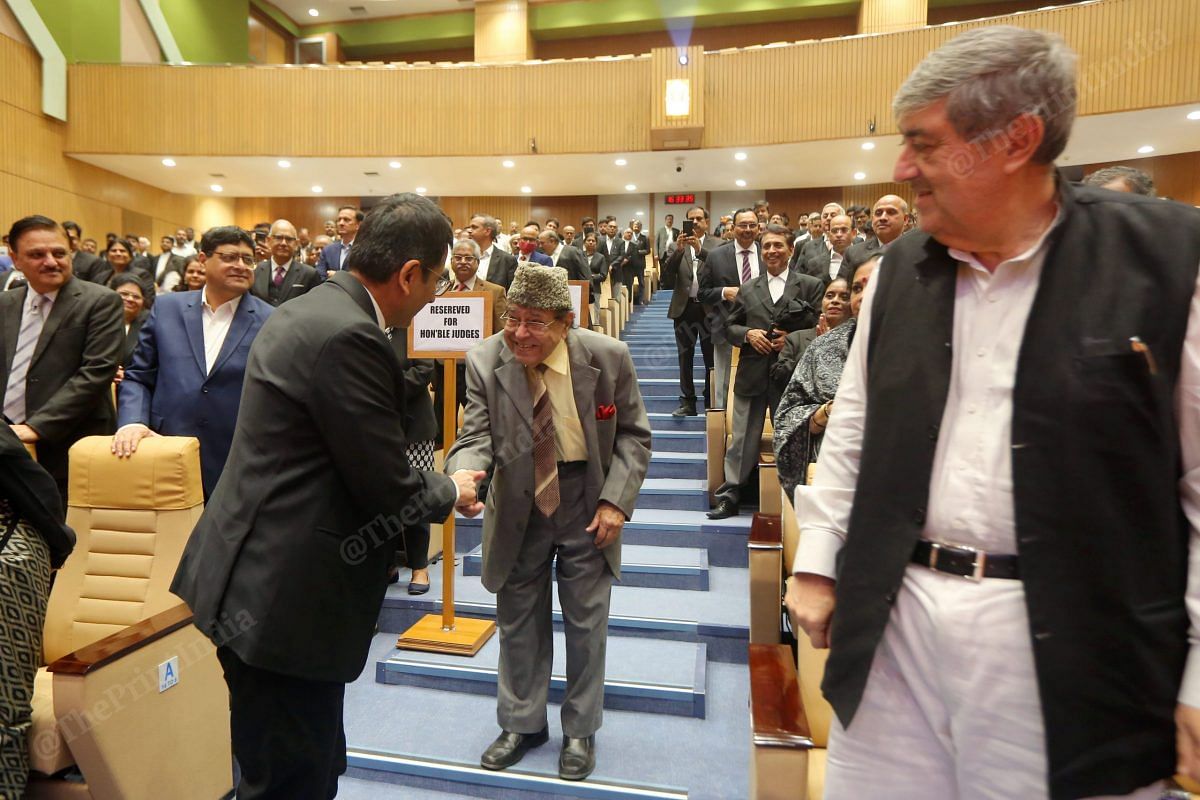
[311,185,323,193]
[735,179,747,187]
[625,184,637,191]
[210,184,223,192]
[614,158,627,166]
[388,161,402,169]
[520,186,532,194]
[277,159,291,168]
[308,8,319,17]
[734,152,748,161]
[502,160,515,168]
[853,172,867,181]
[416,186,427,194]
[161,158,176,167]
[861,142,876,151]
[1137,145,1155,154]
[678,54,689,66]
[1188,110,1200,121]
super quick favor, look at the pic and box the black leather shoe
[707,500,739,520]
[671,402,698,417]
[558,735,595,781]
[407,580,430,595]
[480,728,549,771]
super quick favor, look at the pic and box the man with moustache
[465,213,519,290]
[661,206,716,417]
[845,194,909,269]
[251,219,321,306]
[801,213,856,287]
[699,208,762,409]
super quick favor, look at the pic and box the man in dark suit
[661,205,716,417]
[149,234,188,291]
[170,195,484,800]
[514,224,553,267]
[61,220,100,283]
[581,233,608,319]
[112,226,273,497]
[844,194,908,270]
[801,213,856,287]
[791,202,845,269]
[465,213,519,290]
[609,228,637,300]
[251,219,321,307]
[629,220,650,304]
[315,205,362,279]
[539,229,591,282]
[0,216,122,501]
[446,264,651,781]
[699,208,762,407]
[708,225,821,519]
[655,214,680,269]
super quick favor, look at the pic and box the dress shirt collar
[539,336,570,376]
[947,204,1064,273]
[459,274,478,291]
[361,284,387,331]
[202,288,241,317]
[27,287,58,312]
[271,258,292,271]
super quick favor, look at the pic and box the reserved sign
[568,280,590,329]
[408,292,494,360]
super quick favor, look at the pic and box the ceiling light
[614,158,627,166]
[1188,110,1200,121]
[861,142,876,151]
[1137,145,1155,154]
[853,172,867,181]
[625,184,637,191]
[734,152,747,161]
[209,184,223,192]
[502,160,515,168]
[161,158,176,167]
[308,8,319,17]
[735,179,747,187]
[277,159,291,168]
[520,186,532,194]
[636,211,645,216]
[678,54,688,66]
[311,185,323,193]
[416,186,427,194]
[388,161,402,169]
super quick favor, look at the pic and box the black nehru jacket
[823,178,1200,800]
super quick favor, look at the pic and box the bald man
[252,219,321,306]
[845,194,909,269]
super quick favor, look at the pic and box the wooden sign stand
[397,292,496,656]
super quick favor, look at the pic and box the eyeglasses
[269,235,297,244]
[500,313,557,333]
[451,255,479,263]
[116,290,143,301]
[433,273,453,296]
[210,250,256,267]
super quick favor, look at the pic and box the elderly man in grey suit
[446,265,652,782]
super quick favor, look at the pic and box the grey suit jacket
[0,278,122,483]
[445,328,652,592]
[655,226,680,259]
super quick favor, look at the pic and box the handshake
[450,469,486,518]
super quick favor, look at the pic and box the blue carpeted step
[454,507,751,568]
[646,413,705,432]
[641,396,705,414]
[377,633,707,719]
[635,478,707,510]
[344,635,750,799]
[631,367,699,380]
[650,431,705,453]
[463,543,710,591]
[647,451,706,479]
[630,353,703,367]
[379,558,749,662]
[638,378,704,396]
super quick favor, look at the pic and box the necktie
[4,294,48,423]
[339,243,350,269]
[529,364,559,516]
[273,265,285,287]
[740,250,751,283]
[457,282,468,292]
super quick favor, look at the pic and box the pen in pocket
[1129,336,1158,375]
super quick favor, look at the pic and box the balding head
[268,219,299,264]
[821,203,846,233]
[872,195,909,245]
[829,214,855,254]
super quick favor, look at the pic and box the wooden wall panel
[1082,152,1200,206]
[859,0,927,34]
[234,196,359,232]
[841,182,914,212]
[530,196,598,229]
[765,187,843,221]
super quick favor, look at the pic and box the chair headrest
[68,436,203,510]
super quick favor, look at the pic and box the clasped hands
[746,328,788,355]
[451,470,486,517]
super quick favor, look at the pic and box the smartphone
[682,219,695,236]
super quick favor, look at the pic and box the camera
[675,165,683,173]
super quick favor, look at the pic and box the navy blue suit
[516,251,553,268]
[117,290,272,496]
[316,240,353,277]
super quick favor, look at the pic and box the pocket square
[595,404,616,421]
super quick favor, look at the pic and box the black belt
[911,540,1020,581]
[556,460,587,473]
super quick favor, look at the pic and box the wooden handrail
[749,643,811,748]
[749,513,782,548]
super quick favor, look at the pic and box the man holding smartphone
[661,206,715,417]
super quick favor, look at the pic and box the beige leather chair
[26,436,232,800]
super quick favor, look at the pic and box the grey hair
[1082,165,1156,197]
[893,25,1077,165]
[453,237,482,258]
[539,228,561,244]
[469,213,499,240]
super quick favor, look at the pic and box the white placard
[408,293,492,359]
[569,284,582,328]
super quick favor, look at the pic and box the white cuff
[792,528,843,580]
[1180,645,1200,708]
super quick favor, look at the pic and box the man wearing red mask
[515,225,553,267]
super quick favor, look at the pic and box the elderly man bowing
[446,265,651,781]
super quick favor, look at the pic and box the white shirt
[478,244,494,282]
[663,225,676,243]
[339,237,355,269]
[550,243,564,267]
[829,249,844,280]
[735,244,760,283]
[172,241,196,259]
[766,267,790,304]
[201,289,242,375]
[362,283,386,330]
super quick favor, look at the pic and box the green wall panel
[160,0,249,64]
[31,0,120,63]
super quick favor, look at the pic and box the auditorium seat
[748,513,783,645]
[25,436,232,800]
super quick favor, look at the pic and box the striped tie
[740,249,752,283]
[4,294,48,423]
[529,363,559,516]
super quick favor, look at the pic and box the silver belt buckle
[928,541,987,582]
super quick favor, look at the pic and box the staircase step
[377,633,708,719]
[650,431,705,453]
[638,378,704,396]
[463,544,710,591]
[647,413,705,432]
[642,396,705,414]
[647,451,706,479]
[636,478,708,510]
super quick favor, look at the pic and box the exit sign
[664,194,696,205]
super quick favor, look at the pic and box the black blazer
[556,245,592,282]
[388,330,439,445]
[0,423,74,567]
[661,235,717,320]
[120,310,148,367]
[149,252,189,287]
[726,270,823,406]
[584,252,608,297]
[770,327,818,396]
[699,240,761,344]
[251,259,321,306]
[802,249,855,287]
[485,248,519,290]
[170,272,458,683]
[87,261,157,304]
[843,237,882,271]
[71,251,101,282]
[0,278,122,485]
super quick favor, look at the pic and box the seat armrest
[749,515,783,645]
[749,643,812,748]
[47,604,193,676]
[706,409,727,499]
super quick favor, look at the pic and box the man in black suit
[539,229,591,282]
[655,214,680,269]
[792,202,845,269]
[466,213,518,290]
[801,213,856,287]
[661,205,716,417]
[0,216,122,501]
[609,228,636,300]
[251,219,321,306]
[629,220,650,304]
[61,220,100,283]
[699,208,761,408]
[149,234,188,291]
[708,225,821,519]
[581,233,608,319]
[844,194,908,270]
[171,194,485,800]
